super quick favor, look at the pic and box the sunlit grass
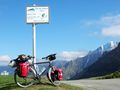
[0,75,82,90]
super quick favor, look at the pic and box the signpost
[26,5,49,68]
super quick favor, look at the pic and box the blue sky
[0,0,120,64]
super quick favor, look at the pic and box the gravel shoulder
[62,79,120,90]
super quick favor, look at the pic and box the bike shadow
[34,82,54,86]
[0,80,56,90]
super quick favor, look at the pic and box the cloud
[102,25,120,37]
[57,51,88,61]
[82,14,120,27]
[101,14,120,26]
[0,55,11,65]
[81,14,120,37]
[101,14,120,37]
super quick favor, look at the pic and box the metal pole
[32,23,36,69]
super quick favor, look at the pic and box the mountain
[72,42,120,79]
[52,60,68,68]
[63,41,119,80]
[0,66,15,74]
[83,41,118,68]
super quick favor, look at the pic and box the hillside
[97,71,120,79]
[63,41,119,80]
[72,43,120,79]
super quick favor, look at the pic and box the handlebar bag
[18,62,29,77]
[48,55,56,61]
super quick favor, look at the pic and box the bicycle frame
[33,60,53,78]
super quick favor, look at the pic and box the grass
[96,71,120,79]
[0,75,82,90]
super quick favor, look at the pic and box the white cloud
[57,51,88,61]
[82,14,120,27]
[0,55,11,65]
[102,25,120,37]
[101,14,120,37]
[81,13,120,37]
[101,14,120,26]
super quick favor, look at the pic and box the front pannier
[54,68,63,80]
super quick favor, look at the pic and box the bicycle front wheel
[14,67,36,88]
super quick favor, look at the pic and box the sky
[0,0,120,65]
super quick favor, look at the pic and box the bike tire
[14,67,36,88]
[47,67,61,86]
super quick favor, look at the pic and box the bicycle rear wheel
[47,67,61,86]
[14,67,36,88]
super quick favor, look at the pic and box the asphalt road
[62,79,120,90]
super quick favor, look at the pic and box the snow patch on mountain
[84,41,119,68]
[99,41,118,52]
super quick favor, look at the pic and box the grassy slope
[0,75,82,90]
[96,71,120,79]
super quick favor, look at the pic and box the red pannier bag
[54,68,63,80]
[19,62,29,77]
